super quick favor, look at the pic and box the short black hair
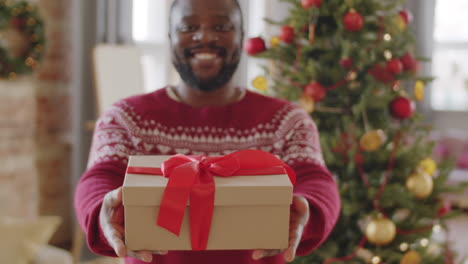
[169,0,244,31]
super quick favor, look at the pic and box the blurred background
[0,0,467,263]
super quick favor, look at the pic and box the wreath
[0,0,44,79]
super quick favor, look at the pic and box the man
[74,0,340,263]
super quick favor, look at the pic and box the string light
[420,238,429,247]
[371,256,382,264]
[383,33,392,41]
[347,71,358,81]
[400,242,409,252]
[384,50,393,60]
[432,224,442,233]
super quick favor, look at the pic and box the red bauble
[399,10,413,24]
[244,37,266,55]
[339,57,353,69]
[279,25,295,44]
[301,0,322,9]
[369,64,394,83]
[400,52,419,72]
[304,82,326,102]
[437,200,452,217]
[343,10,364,32]
[386,59,403,75]
[390,96,415,119]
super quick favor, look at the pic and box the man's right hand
[100,187,168,263]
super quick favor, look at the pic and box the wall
[0,78,38,218]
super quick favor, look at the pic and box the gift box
[122,150,295,251]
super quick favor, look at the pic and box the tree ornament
[299,94,315,113]
[244,37,266,55]
[390,96,415,120]
[304,81,326,102]
[392,80,402,92]
[339,57,353,69]
[417,157,437,176]
[393,14,407,32]
[401,52,419,72]
[347,71,358,81]
[437,200,452,217]
[279,25,295,44]
[386,59,403,75]
[400,250,421,264]
[343,9,364,32]
[369,64,394,83]
[414,81,425,101]
[270,36,280,48]
[365,216,397,246]
[251,76,268,91]
[301,0,322,9]
[406,172,433,199]
[359,130,386,152]
[399,10,413,25]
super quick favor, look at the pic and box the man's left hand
[252,195,310,262]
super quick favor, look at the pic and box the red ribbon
[126,149,296,250]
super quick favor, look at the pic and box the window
[431,0,468,111]
[132,0,175,92]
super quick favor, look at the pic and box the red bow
[126,149,296,250]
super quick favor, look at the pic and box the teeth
[194,53,217,60]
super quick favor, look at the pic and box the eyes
[177,23,235,33]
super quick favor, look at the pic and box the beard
[172,44,240,92]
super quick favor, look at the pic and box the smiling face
[169,0,244,91]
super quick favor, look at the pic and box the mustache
[183,44,228,58]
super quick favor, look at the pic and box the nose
[192,27,219,43]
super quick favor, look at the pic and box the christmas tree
[245,0,468,263]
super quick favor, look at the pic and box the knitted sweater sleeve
[281,108,341,256]
[74,106,135,257]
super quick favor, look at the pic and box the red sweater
[75,87,340,264]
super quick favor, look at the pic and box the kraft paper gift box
[122,150,294,251]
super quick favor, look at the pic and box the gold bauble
[406,172,433,199]
[365,216,397,246]
[400,250,421,264]
[359,130,386,152]
[417,158,437,176]
[393,15,407,32]
[414,81,425,101]
[270,36,280,48]
[299,94,315,113]
[251,76,268,91]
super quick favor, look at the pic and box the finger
[252,250,264,260]
[106,187,123,207]
[284,221,304,262]
[127,250,152,263]
[107,228,127,257]
[252,249,283,260]
[150,250,169,255]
